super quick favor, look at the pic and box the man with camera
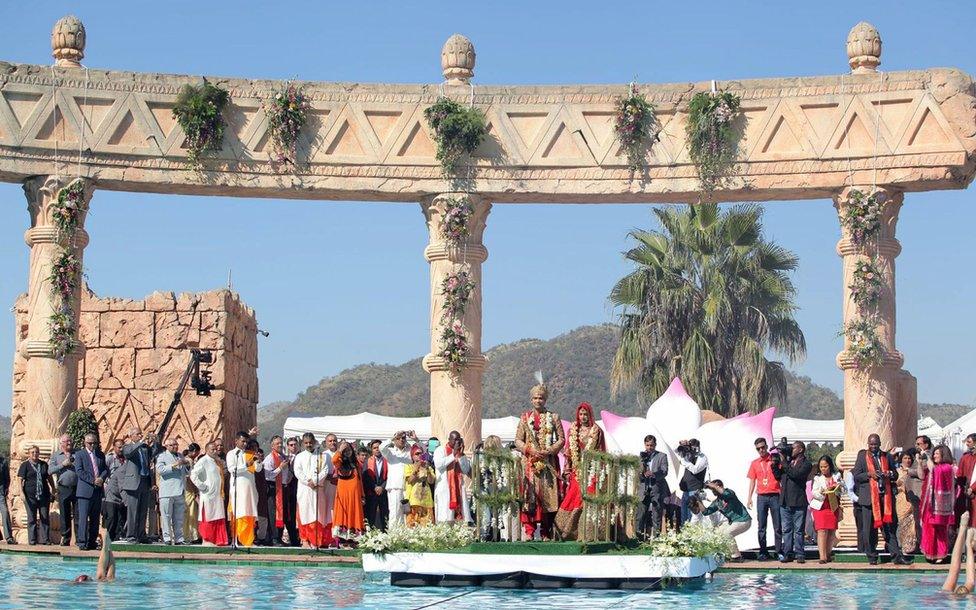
[381,430,419,527]
[676,439,708,525]
[121,427,160,543]
[852,433,911,565]
[639,434,669,538]
[772,439,811,563]
[747,437,782,561]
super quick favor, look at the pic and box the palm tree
[610,204,806,417]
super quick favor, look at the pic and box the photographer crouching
[677,439,708,525]
[701,479,752,561]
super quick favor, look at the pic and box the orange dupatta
[271,450,285,528]
[865,452,894,528]
[445,446,463,518]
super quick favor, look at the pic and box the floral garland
[47,180,87,362]
[439,320,469,372]
[440,271,475,323]
[424,97,487,176]
[841,189,885,248]
[472,447,521,511]
[843,319,885,370]
[172,81,230,170]
[849,259,883,310]
[686,91,742,194]
[641,522,736,560]
[263,82,311,165]
[568,423,599,473]
[359,521,475,555]
[614,83,658,172]
[440,196,474,246]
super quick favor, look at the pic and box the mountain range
[257,324,970,441]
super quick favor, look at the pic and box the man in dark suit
[773,440,812,563]
[639,434,670,538]
[852,433,911,565]
[121,427,159,543]
[0,452,16,543]
[362,439,389,531]
[74,432,108,550]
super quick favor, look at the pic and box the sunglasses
[755,446,768,451]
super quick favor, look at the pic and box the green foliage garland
[66,407,100,449]
[173,81,230,170]
[264,82,311,165]
[472,447,521,511]
[424,97,487,176]
[580,450,641,542]
[614,83,658,172]
[686,91,742,194]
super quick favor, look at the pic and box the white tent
[283,412,522,445]
[943,409,976,457]
[771,417,844,444]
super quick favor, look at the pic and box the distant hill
[258,325,969,440]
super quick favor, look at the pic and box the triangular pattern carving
[106,110,147,147]
[471,121,507,162]
[799,102,842,150]
[821,97,890,158]
[870,98,915,145]
[395,121,435,158]
[529,109,595,166]
[74,97,117,134]
[495,106,559,163]
[4,91,44,128]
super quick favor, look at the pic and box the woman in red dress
[810,455,844,563]
[554,402,605,540]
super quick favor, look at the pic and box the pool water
[0,554,968,609]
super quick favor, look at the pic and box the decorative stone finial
[441,34,475,85]
[51,15,86,67]
[846,21,881,74]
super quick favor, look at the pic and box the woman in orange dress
[331,441,365,546]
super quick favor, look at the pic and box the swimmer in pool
[73,529,115,583]
[942,512,973,595]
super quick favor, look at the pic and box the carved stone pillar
[421,193,490,447]
[19,175,93,448]
[832,186,915,547]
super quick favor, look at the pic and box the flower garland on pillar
[436,196,477,374]
[686,91,742,195]
[613,83,658,172]
[841,189,887,371]
[263,82,311,166]
[48,179,87,362]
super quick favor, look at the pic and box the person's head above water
[74,575,91,583]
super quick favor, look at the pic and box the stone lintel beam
[0,62,972,202]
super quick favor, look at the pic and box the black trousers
[856,503,902,559]
[265,481,279,544]
[102,501,124,542]
[76,491,102,549]
[365,491,389,531]
[24,498,50,544]
[57,487,76,544]
[639,498,665,538]
[282,482,298,545]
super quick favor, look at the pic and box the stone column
[421,193,490,447]
[832,186,915,547]
[19,175,93,449]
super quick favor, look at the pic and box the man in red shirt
[746,437,782,561]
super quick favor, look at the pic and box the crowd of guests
[5,388,975,566]
[741,432,976,565]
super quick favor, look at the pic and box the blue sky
[1,1,974,415]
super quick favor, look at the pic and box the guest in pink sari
[919,445,958,563]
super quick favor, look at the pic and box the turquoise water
[0,554,969,609]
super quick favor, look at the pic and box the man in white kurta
[293,433,333,548]
[382,431,417,526]
[190,442,227,546]
[225,431,263,547]
[434,431,472,523]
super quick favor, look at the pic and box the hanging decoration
[842,319,885,370]
[424,97,487,176]
[439,196,474,246]
[439,319,470,372]
[613,82,658,172]
[579,450,640,543]
[841,189,888,371]
[686,91,742,194]
[47,179,87,361]
[440,271,475,323]
[840,189,885,248]
[172,81,230,170]
[263,82,311,166]
[849,259,883,310]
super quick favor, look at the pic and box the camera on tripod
[190,348,216,396]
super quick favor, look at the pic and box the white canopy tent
[771,417,843,444]
[283,413,522,445]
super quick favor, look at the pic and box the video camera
[771,436,792,467]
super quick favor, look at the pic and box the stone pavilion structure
[2,17,975,545]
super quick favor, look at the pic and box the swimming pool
[0,554,967,609]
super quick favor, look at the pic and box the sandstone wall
[12,287,258,454]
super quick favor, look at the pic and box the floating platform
[362,549,719,590]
